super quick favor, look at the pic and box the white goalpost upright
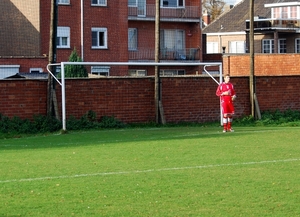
[47,62,223,131]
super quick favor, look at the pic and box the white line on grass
[1,158,299,184]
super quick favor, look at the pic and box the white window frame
[262,39,286,53]
[272,6,300,19]
[128,69,147,76]
[57,27,70,48]
[0,65,20,79]
[30,68,43,73]
[91,66,110,76]
[160,69,185,76]
[279,38,286,53]
[161,0,185,8]
[295,38,300,53]
[128,28,138,51]
[229,41,245,53]
[262,39,274,53]
[91,0,107,6]
[206,42,218,54]
[58,0,70,5]
[91,28,108,49]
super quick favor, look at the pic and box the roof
[202,0,295,33]
[5,73,48,79]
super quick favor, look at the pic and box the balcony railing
[129,48,200,61]
[128,5,200,20]
[246,18,300,30]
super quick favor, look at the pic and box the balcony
[246,18,300,31]
[128,5,200,22]
[129,48,200,61]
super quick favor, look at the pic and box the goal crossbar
[47,61,223,130]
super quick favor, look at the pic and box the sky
[224,0,243,5]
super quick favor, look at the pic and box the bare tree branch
[202,0,226,21]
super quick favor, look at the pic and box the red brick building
[0,0,202,77]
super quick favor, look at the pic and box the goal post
[47,61,223,131]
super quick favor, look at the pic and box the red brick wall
[256,76,300,111]
[223,54,300,76]
[0,80,47,119]
[56,78,156,123]
[0,58,48,73]
[1,76,300,124]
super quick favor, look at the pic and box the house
[0,0,203,78]
[202,0,300,54]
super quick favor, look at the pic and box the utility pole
[249,0,255,117]
[48,0,58,117]
[154,0,161,123]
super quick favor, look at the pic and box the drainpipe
[81,0,84,60]
[218,25,223,53]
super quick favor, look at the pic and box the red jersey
[216,82,236,115]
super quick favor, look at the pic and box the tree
[64,48,88,78]
[202,0,226,22]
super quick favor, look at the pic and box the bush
[66,111,125,130]
[98,115,126,128]
[234,109,300,127]
[0,113,61,135]
[1,109,300,138]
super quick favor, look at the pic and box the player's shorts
[221,101,234,115]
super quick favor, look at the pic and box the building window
[129,69,147,76]
[160,29,185,58]
[296,38,300,53]
[30,68,43,73]
[91,0,107,6]
[58,0,70,4]
[57,27,70,48]
[128,0,137,7]
[279,39,286,53]
[272,6,299,19]
[92,28,108,49]
[161,0,184,7]
[229,41,245,53]
[262,39,274,53]
[128,28,137,50]
[160,69,185,76]
[0,65,20,79]
[91,66,110,76]
[262,39,286,53]
[206,42,218,54]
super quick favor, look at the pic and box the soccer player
[216,74,236,132]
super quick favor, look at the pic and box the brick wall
[0,58,48,73]
[1,76,300,124]
[0,80,47,119]
[223,53,300,76]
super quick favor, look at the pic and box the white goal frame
[47,62,223,131]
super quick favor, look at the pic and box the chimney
[203,10,211,26]
[224,5,233,12]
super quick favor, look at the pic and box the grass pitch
[1,126,300,216]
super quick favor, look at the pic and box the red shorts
[221,100,234,115]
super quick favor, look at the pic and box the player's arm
[230,84,236,100]
[216,85,222,96]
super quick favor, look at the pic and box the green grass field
[1,126,300,216]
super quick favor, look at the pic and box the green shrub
[0,114,61,135]
[99,115,126,128]
[1,109,300,138]
[235,109,300,126]
[65,111,125,130]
